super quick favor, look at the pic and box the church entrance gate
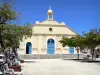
[26,42,32,54]
[47,39,55,54]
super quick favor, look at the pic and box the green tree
[0,2,32,68]
[0,2,32,53]
[3,23,32,49]
[2,23,32,63]
[83,28,100,61]
[0,2,17,50]
[60,35,85,59]
[60,28,100,61]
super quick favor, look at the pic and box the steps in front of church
[19,54,84,60]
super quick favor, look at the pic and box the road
[21,59,100,75]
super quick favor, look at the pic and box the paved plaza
[21,59,100,75]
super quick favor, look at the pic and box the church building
[19,7,78,55]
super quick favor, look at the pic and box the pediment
[35,20,65,26]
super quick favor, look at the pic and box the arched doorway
[47,39,55,54]
[26,42,32,54]
[69,47,74,54]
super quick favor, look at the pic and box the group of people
[0,49,20,74]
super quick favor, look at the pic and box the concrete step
[19,54,84,60]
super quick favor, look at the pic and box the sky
[1,0,100,35]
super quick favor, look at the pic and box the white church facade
[19,8,78,55]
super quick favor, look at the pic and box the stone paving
[21,59,100,75]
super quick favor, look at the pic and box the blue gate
[69,47,74,54]
[47,39,55,54]
[26,42,32,54]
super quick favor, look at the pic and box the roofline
[32,24,37,27]
[65,24,78,35]
[33,33,76,36]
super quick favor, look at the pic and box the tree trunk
[78,52,79,59]
[0,24,5,49]
[0,34,5,51]
[91,48,94,61]
[0,31,5,55]
[12,47,17,58]
[77,49,79,59]
[0,21,5,53]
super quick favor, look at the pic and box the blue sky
[1,0,100,35]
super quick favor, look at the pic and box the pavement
[21,59,100,75]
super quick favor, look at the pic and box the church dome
[48,9,52,12]
[47,7,53,15]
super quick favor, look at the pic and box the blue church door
[69,47,74,54]
[26,42,32,54]
[47,39,55,54]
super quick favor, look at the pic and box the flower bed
[8,65,21,72]
[5,74,17,75]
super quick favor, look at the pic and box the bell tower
[47,6,54,20]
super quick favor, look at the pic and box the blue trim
[47,39,55,54]
[26,42,32,54]
[69,47,74,54]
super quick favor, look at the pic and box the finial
[49,6,51,10]
[47,6,53,20]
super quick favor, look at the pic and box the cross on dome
[48,6,53,13]
[49,6,51,9]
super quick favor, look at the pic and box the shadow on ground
[62,59,100,64]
